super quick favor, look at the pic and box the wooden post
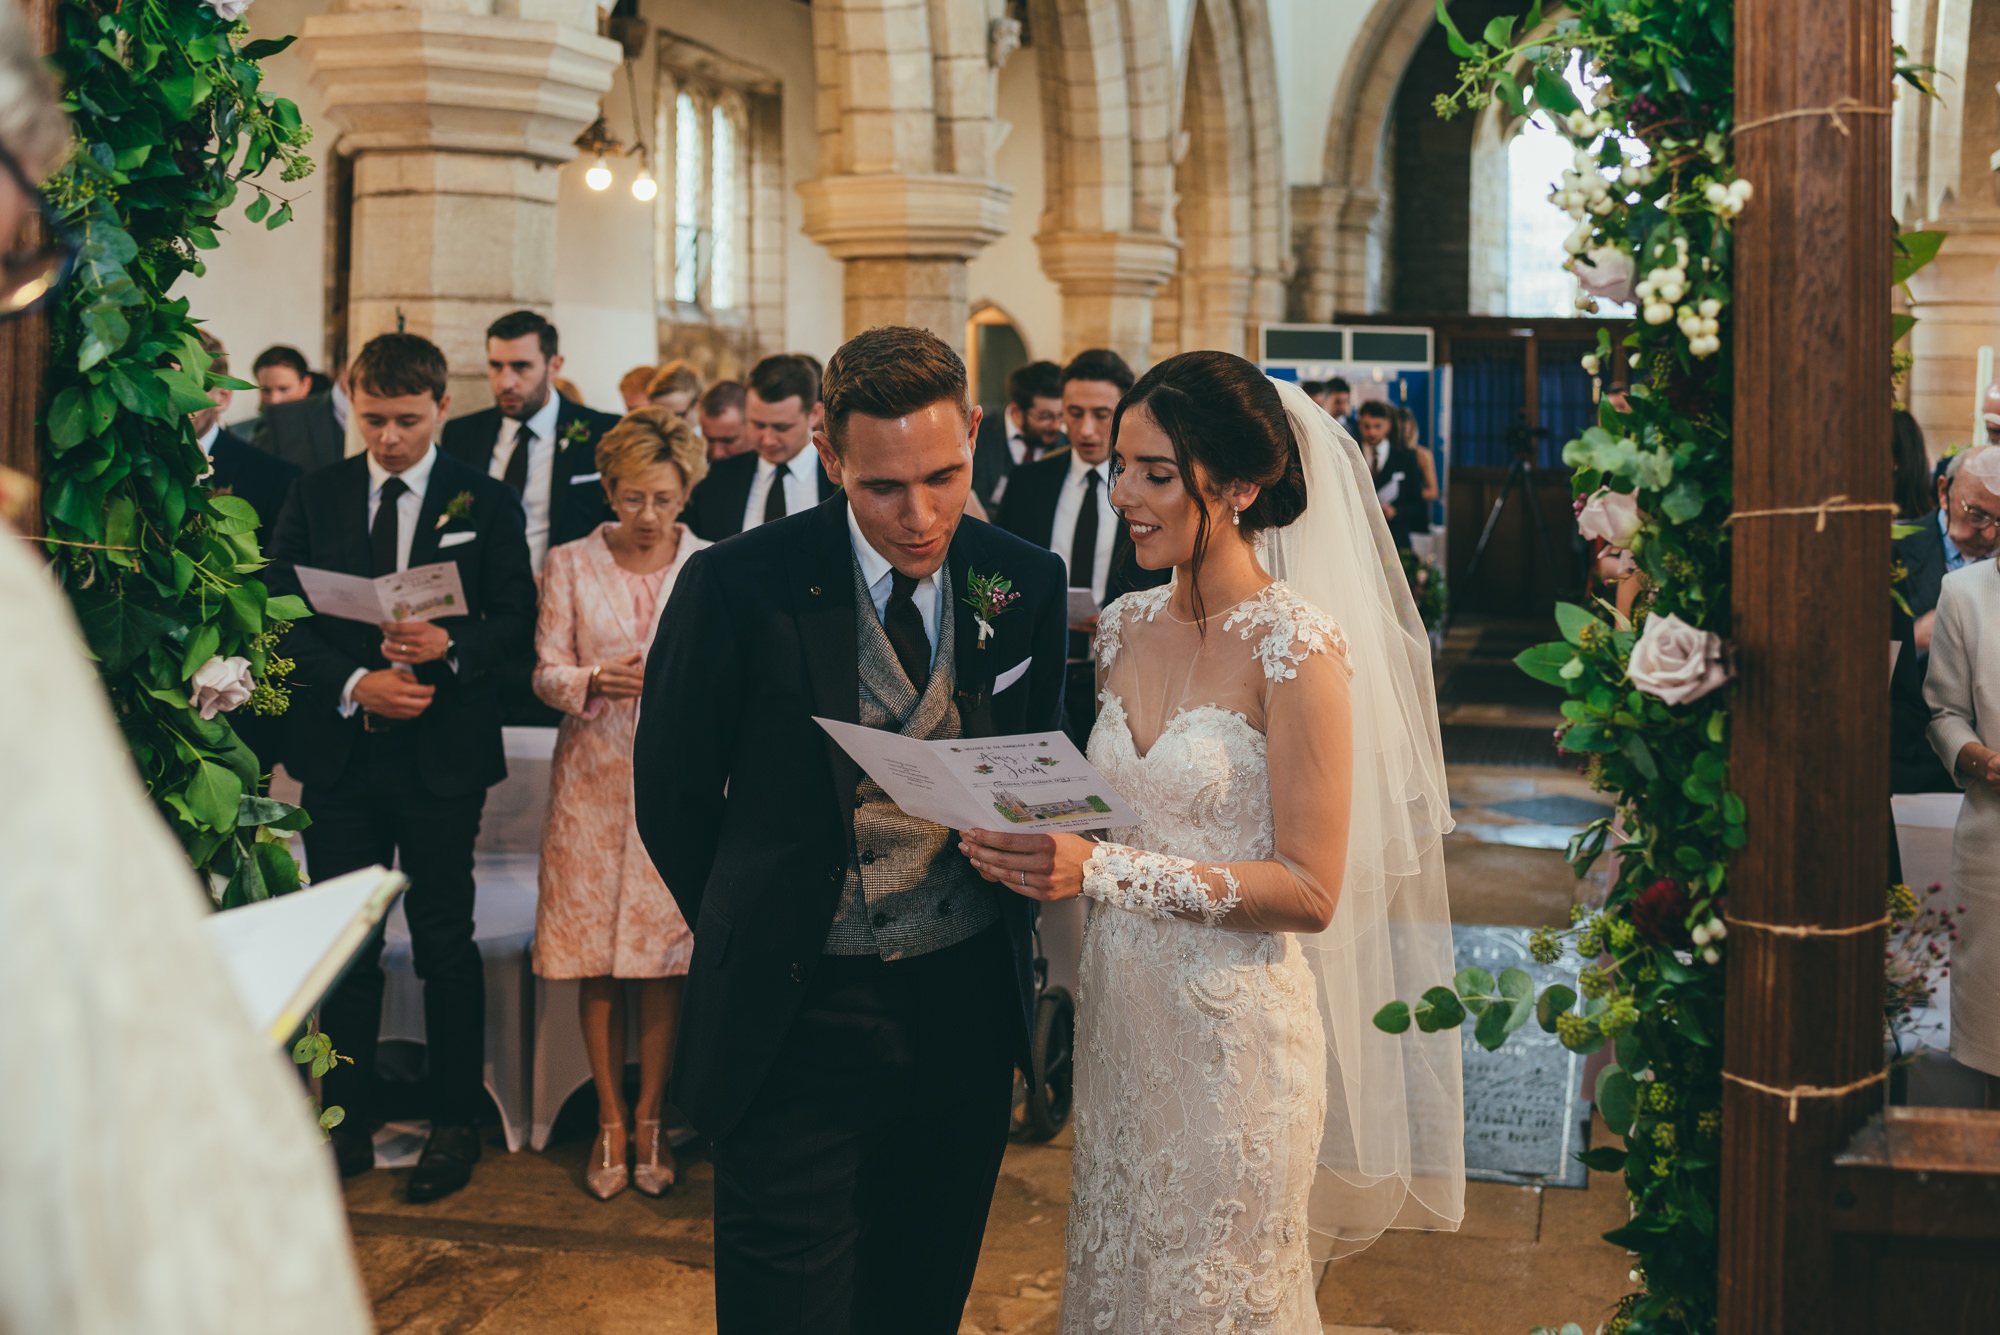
[1724,0,1893,1331]
[0,0,59,531]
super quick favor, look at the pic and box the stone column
[797,173,1012,352]
[301,3,618,407]
[1905,219,2000,453]
[1033,230,1180,368]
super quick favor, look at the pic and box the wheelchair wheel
[1016,986,1075,1142]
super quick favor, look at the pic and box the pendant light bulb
[585,155,612,191]
[631,166,658,202]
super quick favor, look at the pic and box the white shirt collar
[513,390,562,444]
[366,444,438,499]
[757,448,809,481]
[846,501,941,596]
[1006,407,1026,446]
[1067,452,1109,488]
[196,424,220,459]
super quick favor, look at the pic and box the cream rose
[1574,246,1636,306]
[190,655,255,719]
[204,0,255,19]
[1577,488,1643,549]
[1628,614,1729,706]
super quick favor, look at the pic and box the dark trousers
[304,727,489,1127]
[1063,658,1096,753]
[712,925,1017,1335]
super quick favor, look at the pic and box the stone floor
[344,617,1639,1334]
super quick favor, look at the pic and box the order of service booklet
[295,561,467,624]
[816,718,1141,833]
[202,866,406,1044]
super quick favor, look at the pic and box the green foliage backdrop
[40,0,315,906]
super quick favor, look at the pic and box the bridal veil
[1259,377,1464,1260]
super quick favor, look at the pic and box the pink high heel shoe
[632,1119,676,1197]
[585,1122,629,1201]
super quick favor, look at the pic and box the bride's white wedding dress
[1062,580,1350,1335]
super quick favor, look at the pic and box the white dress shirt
[1049,455,1117,607]
[1006,410,1030,466]
[195,423,220,480]
[487,391,562,573]
[848,502,941,670]
[339,445,440,714]
[743,450,821,532]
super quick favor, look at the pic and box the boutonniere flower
[962,569,1019,649]
[435,490,474,531]
[559,420,592,450]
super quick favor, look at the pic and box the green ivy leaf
[77,596,173,673]
[264,593,309,621]
[1482,16,1517,51]
[1621,734,1660,780]
[208,493,262,535]
[1435,0,1480,57]
[243,192,271,224]
[47,386,90,450]
[1533,65,1582,117]
[254,839,302,897]
[186,760,245,833]
[180,622,220,679]
[1577,1145,1628,1173]
[1596,1065,1639,1136]
[1372,1000,1412,1034]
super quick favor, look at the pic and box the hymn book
[203,867,406,1043]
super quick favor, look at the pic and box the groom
[634,326,1069,1334]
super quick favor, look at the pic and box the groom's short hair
[820,326,970,452]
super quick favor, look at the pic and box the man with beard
[971,359,1066,510]
[442,310,619,723]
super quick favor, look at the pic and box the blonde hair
[597,406,709,494]
[0,3,68,181]
[618,365,656,400]
[645,359,703,403]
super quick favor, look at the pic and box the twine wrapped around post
[1724,494,1898,533]
[1722,1068,1888,1123]
[1729,98,1892,138]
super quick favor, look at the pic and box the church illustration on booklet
[990,789,1114,824]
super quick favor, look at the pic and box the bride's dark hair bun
[1113,349,1307,538]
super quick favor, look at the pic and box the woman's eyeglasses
[0,142,78,322]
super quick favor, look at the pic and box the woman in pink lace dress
[533,408,709,1201]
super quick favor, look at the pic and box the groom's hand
[960,829,1090,901]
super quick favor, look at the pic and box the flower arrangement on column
[38,0,316,906]
[1374,5,1945,1333]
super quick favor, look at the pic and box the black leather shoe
[406,1124,482,1203]
[330,1126,375,1180]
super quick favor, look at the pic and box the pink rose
[204,0,255,19]
[1574,246,1636,306]
[190,655,255,720]
[1577,488,1643,549]
[1628,614,1729,706]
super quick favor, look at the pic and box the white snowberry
[1698,298,1721,318]
[1693,922,1711,947]
[1581,353,1600,375]
[1644,302,1674,325]
[1702,946,1721,965]
[1729,178,1753,201]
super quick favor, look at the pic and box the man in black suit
[231,343,315,444]
[1358,399,1425,550]
[681,354,838,541]
[997,347,1168,750]
[193,332,300,553]
[439,310,620,724]
[253,372,349,474]
[268,333,537,1203]
[1892,446,2000,793]
[971,358,1065,511]
[635,326,1067,1335]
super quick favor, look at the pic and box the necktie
[1070,468,1101,594]
[764,460,791,524]
[502,424,532,496]
[884,570,931,693]
[371,476,408,578]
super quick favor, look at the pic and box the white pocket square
[438,530,477,549]
[993,658,1031,693]
[571,471,602,484]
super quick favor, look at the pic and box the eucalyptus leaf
[1413,985,1467,1033]
[1597,1066,1639,1136]
[1498,968,1536,1035]
[1372,1000,1412,1034]
[1454,967,1496,1015]
[1515,642,1575,686]
[1537,984,1579,1033]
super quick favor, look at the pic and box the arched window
[673,89,701,306]
[709,99,738,311]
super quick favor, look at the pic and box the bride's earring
[1231,507,1241,528]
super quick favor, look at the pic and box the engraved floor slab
[1453,924,1589,1189]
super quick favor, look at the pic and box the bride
[963,352,1464,1333]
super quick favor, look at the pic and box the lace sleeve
[1081,843,1243,926]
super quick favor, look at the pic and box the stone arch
[1292,0,1436,318]
[1026,0,1181,364]
[1152,0,1256,359]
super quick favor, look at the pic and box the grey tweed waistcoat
[822,557,999,959]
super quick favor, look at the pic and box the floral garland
[1374,6,1943,1333]
[40,0,315,907]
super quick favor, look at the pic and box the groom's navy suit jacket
[634,495,1069,1139]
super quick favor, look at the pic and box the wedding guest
[682,354,836,541]
[268,332,538,1202]
[697,379,749,460]
[254,365,348,473]
[971,358,1065,510]
[619,364,656,412]
[234,343,312,439]
[440,309,620,577]
[1894,443,2000,794]
[1320,375,1355,432]
[194,330,300,553]
[997,348,1169,749]
[646,360,703,416]
[532,408,709,1201]
[1392,403,1439,528]
[1924,448,2000,1109]
[1359,400,1423,550]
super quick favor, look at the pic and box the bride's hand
[959,829,1092,901]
